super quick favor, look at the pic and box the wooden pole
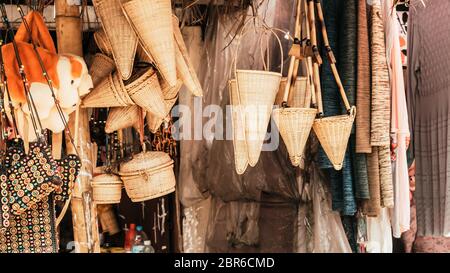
[55,0,100,253]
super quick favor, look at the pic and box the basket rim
[236,69,282,77]
[119,161,174,177]
[127,187,175,202]
[272,107,317,114]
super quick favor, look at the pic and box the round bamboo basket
[272,107,316,166]
[121,0,177,86]
[82,72,135,108]
[313,107,356,170]
[125,69,166,119]
[90,53,116,87]
[92,174,123,204]
[119,151,175,202]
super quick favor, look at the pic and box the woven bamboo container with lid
[119,151,175,202]
[92,173,123,204]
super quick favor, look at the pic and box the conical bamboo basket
[105,105,141,133]
[92,0,138,80]
[172,16,203,97]
[93,28,113,57]
[90,53,116,87]
[160,76,184,100]
[313,107,356,170]
[236,69,281,167]
[125,69,166,118]
[272,107,316,166]
[82,72,134,108]
[121,0,177,86]
[146,95,179,133]
[229,79,248,174]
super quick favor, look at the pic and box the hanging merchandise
[92,0,138,80]
[309,0,356,171]
[120,0,177,86]
[89,53,116,87]
[273,0,317,167]
[124,68,166,119]
[172,15,203,97]
[105,105,142,134]
[92,173,123,204]
[229,17,284,169]
[93,28,113,57]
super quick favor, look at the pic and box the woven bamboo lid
[92,173,123,185]
[119,151,173,174]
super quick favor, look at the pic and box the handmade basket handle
[311,0,352,114]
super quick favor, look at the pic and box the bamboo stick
[55,0,100,253]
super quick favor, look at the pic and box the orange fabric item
[15,11,56,54]
[2,41,60,104]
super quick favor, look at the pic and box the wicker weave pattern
[122,0,177,86]
[120,151,176,202]
[92,174,123,204]
[173,16,203,97]
[82,72,134,108]
[236,70,281,166]
[313,107,356,170]
[229,79,249,174]
[275,77,309,108]
[90,53,116,87]
[105,105,141,133]
[93,29,113,57]
[93,0,138,80]
[125,69,166,118]
[273,107,316,166]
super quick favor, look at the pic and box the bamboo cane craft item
[92,173,123,204]
[310,0,356,171]
[92,0,138,80]
[119,151,176,202]
[121,0,177,86]
[89,53,116,87]
[124,68,166,118]
[93,28,113,57]
[82,72,134,108]
[231,18,284,168]
[105,105,141,133]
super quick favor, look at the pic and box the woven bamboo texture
[93,28,113,57]
[125,69,166,118]
[105,105,141,133]
[92,0,138,80]
[121,0,177,86]
[90,53,116,87]
[92,174,123,204]
[172,15,203,97]
[275,77,309,108]
[273,107,316,166]
[236,70,281,166]
[229,79,249,174]
[313,107,356,170]
[82,72,135,108]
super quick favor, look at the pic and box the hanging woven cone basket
[90,53,116,87]
[92,0,138,80]
[121,0,177,87]
[124,68,166,119]
[232,20,284,167]
[105,105,141,133]
[93,28,113,57]
[82,72,134,108]
[273,107,316,166]
[229,79,249,174]
[136,42,155,64]
[313,107,356,170]
[172,15,203,97]
[160,76,184,100]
